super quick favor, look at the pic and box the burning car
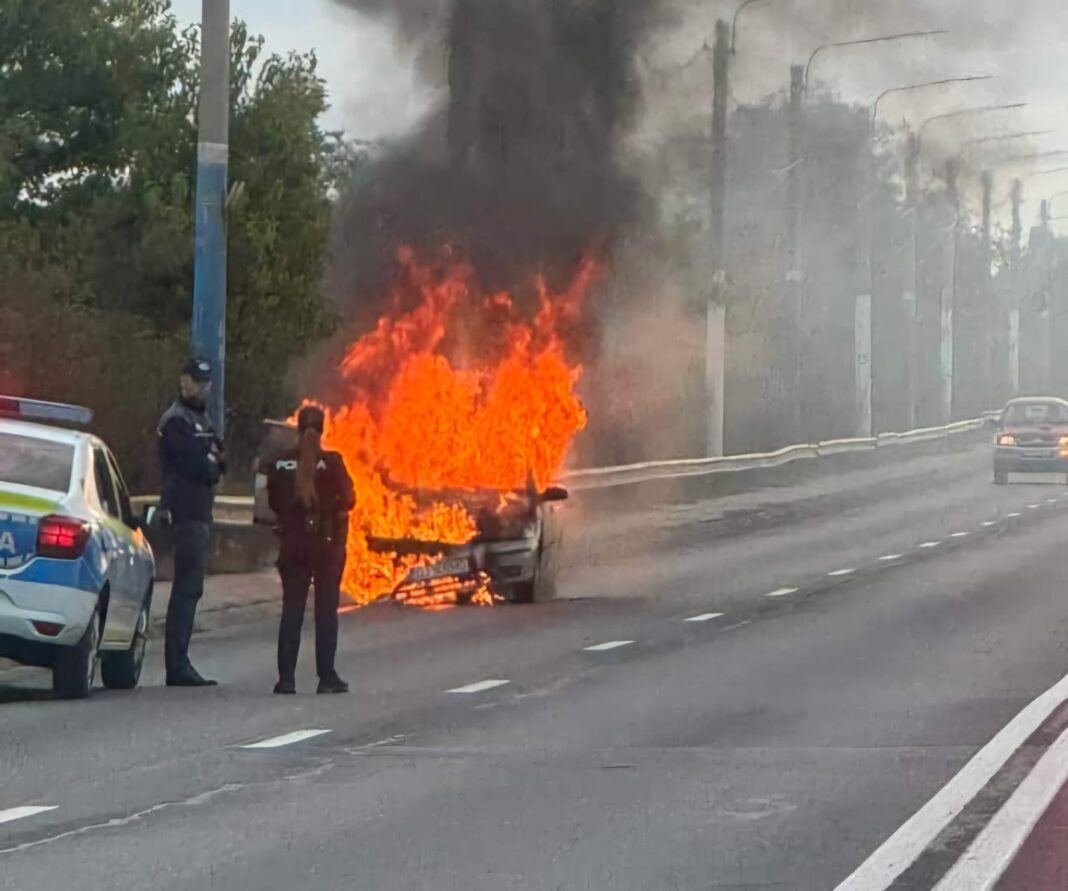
[254,419,568,606]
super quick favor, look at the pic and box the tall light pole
[192,0,231,435]
[862,75,992,434]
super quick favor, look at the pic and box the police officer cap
[298,405,325,433]
[180,357,213,382]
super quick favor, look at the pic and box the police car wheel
[101,599,150,691]
[52,610,99,700]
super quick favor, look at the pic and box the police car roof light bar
[0,396,93,427]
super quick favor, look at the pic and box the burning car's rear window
[1003,402,1068,426]
[0,432,74,493]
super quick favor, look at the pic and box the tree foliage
[0,0,346,488]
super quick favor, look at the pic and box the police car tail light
[36,515,91,559]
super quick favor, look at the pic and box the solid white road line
[879,555,903,562]
[0,806,57,826]
[828,569,855,577]
[448,679,511,694]
[584,641,634,652]
[766,587,800,598]
[835,669,1068,891]
[933,726,1068,891]
[240,729,332,749]
[920,541,941,549]
[685,613,726,622]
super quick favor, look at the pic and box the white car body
[0,410,155,696]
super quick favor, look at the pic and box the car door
[92,447,137,646]
[104,448,153,610]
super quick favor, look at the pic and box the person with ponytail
[266,405,355,695]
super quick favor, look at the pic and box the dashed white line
[879,554,903,562]
[919,541,941,549]
[1007,512,1022,518]
[950,532,970,539]
[240,729,332,749]
[684,612,726,622]
[448,679,511,694]
[1047,498,1059,504]
[981,521,997,527]
[765,587,799,598]
[584,641,635,652]
[0,806,57,826]
[1028,504,1041,510]
[828,569,855,577]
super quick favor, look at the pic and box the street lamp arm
[731,0,764,54]
[872,76,993,137]
[918,102,1027,139]
[804,29,948,90]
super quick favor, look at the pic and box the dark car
[992,397,1068,484]
[252,420,567,605]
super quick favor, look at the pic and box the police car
[0,397,155,698]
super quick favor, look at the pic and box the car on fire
[0,397,155,698]
[993,396,1068,484]
[253,419,568,604]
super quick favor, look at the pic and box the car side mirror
[541,486,569,503]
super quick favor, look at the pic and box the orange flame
[310,249,596,605]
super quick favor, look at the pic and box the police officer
[158,357,224,687]
[266,405,354,695]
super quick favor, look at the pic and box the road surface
[3,443,1068,889]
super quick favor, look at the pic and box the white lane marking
[950,532,970,538]
[1047,498,1059,504]
[828,568,855,577]
[834,670,1068,891]
[933,725,1068,890]
[1007,512,1022,518]
[879,554,903,562]
[766,587,799,598]
[1028,504,1041,509]
[584,641,634,652]
[685,613,726,622]
[447,679,510,694]
[240,729,332,749]
[919,541,941,549]
[981,521,997,527]
[0,806,57,826]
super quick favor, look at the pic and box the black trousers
[165,521,211,676]
[277,546,344,683]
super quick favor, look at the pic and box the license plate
[406,557,471,584]
[1022,448,1053,458]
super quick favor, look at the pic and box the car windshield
[0,431,74,493]
[1002,402,1068,426]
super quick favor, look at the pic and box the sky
[169,0,1068,226]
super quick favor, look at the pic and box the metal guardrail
[133,413,996,506]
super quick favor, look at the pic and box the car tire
[52,609,99,700]
[994,469,1008,485]
[101,596,150,691]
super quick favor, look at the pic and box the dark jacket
[266,449,355,562]
[158,399,224,524]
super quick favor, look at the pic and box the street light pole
[804,29,947,92]
[192,0,231,435]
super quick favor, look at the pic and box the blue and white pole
[191,0,230,436]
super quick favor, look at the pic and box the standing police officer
[266,405,354,695]
[158,358,224,687]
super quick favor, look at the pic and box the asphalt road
[4,443,1068,890]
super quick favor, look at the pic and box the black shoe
[166,665,218,687]
[317,676,349,695]
[274,680,296,695]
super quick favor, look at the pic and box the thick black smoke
[328,0,669,330]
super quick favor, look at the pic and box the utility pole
[705,18,729,457]
[1010,179,1023,263]
[981,171,994,397]
[192,0,231,434]
[903,132,921,430]
[942,158,959,424]
[786,64,805,441]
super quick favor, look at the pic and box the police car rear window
[0,432,74,493]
